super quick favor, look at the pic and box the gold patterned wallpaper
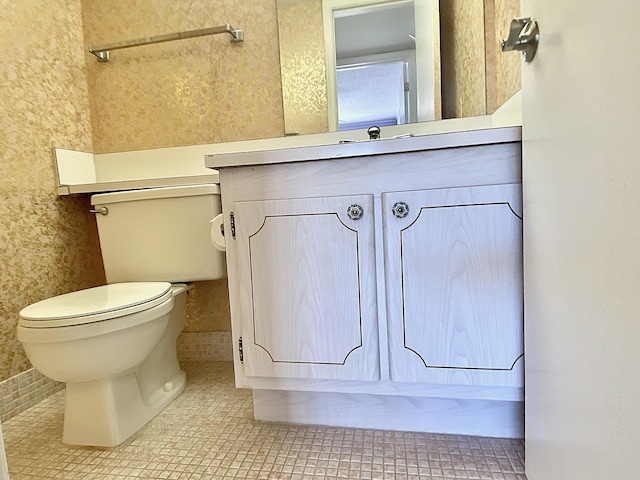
[437,0,521,119]
[440,0,487,119]
[81,0,285,153]
[278,0,328,135]
[0,0,106,381]
[490,0,521,113]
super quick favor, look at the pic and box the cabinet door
[383,184,523,386]
[233,195,379,381]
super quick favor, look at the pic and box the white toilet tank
[91,184,226,284]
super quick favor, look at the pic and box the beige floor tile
[3,362,526,479]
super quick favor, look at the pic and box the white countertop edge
[205,126,522,169]
[57,173,219,196]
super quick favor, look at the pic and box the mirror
[276,0,521,136]
[324,0,439,131]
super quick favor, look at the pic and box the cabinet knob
[347,204,364,220]
[392,202,409,218]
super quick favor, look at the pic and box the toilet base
[62,368,186,447]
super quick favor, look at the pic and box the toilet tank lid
[91,184,220,206]
[19,282,173,326]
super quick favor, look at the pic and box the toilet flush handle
[90,206,109,215]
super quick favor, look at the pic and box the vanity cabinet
[232,184,523,387]
[208,127,524,437]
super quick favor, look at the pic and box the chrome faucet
[367,126,381,140]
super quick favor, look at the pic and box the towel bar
[89,23,244,62]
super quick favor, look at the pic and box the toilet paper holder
[210,214,226,252]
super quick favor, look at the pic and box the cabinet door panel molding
[384,184,523,386]
[234,195,380,381]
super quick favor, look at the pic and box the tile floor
[3,362,526,479]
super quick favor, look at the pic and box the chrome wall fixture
[501,17,539,63]
[89,23,244,62]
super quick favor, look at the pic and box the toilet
[16,184,226,447]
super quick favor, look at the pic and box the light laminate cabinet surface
[384,184,523,387]
[234,195,379,381]
[210,127,524,437]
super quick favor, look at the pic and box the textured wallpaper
[440,0,488,119]
[81,0,285,153]
[439,0,521,119]
[185,280,232,332]
[278,0,329,136]
[0,0,106,381]
[492,0,521,112]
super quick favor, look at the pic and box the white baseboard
[253,389,524,438]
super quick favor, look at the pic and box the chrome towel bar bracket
[501,17,539,63]
[89,23,244,62]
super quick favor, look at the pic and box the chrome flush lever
[501,17,539,63]
[90,206,109,215]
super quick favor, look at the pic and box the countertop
[205,126,522,169]
[56,173,219,196]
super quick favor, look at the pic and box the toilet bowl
[16,184,226,447]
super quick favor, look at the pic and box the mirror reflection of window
[332,0,417,131]
[337,60,410,130]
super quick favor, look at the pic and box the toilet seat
[19,282,173,328]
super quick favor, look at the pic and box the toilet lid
[19,282,173,328]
